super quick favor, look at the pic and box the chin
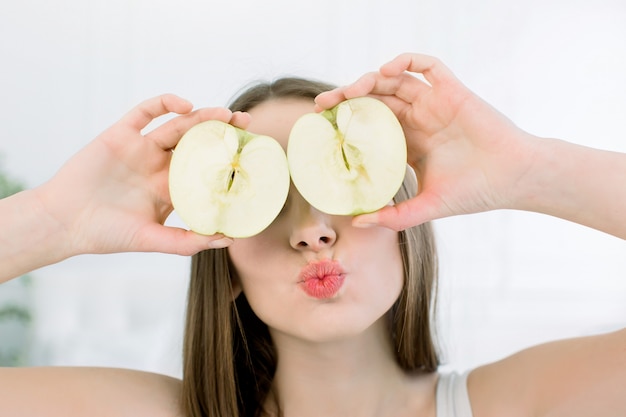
[275,312,389,345]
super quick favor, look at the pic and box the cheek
[227,230,281,272]
[227,235,291,303]
[354,228,403,270]
[227,213,290,267]
[227,238,265,294]
[228,241,295,330]
[348,228,405,303]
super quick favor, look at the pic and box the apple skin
[169,120,290,238]
[287,96,407,215]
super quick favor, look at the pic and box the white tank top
[436,371,473,417]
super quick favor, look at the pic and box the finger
[315,72,377,110]
[342,93,414,122]
[145,107,233,150]
[230,111,252,130]
[352,192,445,231]
[316,71,431,112]
[314,88,349,111]
[359,72,432,105]
[137,224,234,255]
[381,53,458,87]
[121,94,194,132]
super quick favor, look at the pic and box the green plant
[0,162,24,199]
[0,158,33,366]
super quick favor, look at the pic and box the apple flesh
[287,97,407,215]
[169,120,290,238]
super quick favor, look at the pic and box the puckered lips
[298,259,346,299]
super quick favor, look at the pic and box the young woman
[0,53,624,416]
[180,73,626,417]
[182,78,441,417]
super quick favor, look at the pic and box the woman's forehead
[246,98,316,149]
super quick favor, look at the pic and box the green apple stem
[322,106,340,129]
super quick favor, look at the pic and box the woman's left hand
[315,53,535,231]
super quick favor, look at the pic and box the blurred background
[1,0,625,376]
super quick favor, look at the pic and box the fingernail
[353,222,377,229]
[352,217,377,228]
[209,237,234,249]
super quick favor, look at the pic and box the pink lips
[299,259,346,299]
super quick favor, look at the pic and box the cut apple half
[169,120,290,238]
[287,97,407,215]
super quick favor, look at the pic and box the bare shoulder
[0,366,183,417]
[467,328,626,417]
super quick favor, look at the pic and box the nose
[288,193,337,251]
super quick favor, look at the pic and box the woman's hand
[316,53,537,230]
[36,95,248,256]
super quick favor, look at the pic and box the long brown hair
[181,78,439,417]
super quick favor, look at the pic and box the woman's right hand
[37,94,252,256]
[1,94,251,282]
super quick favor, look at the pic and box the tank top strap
[435,371,473,417]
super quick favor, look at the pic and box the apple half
[287,97,407,215]
[169,120,290,238]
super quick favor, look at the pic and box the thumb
[352,192,445,231]
[138,224,234,255]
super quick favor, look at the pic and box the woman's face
[227,98,404,343]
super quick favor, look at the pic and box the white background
[1,0,625,377]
